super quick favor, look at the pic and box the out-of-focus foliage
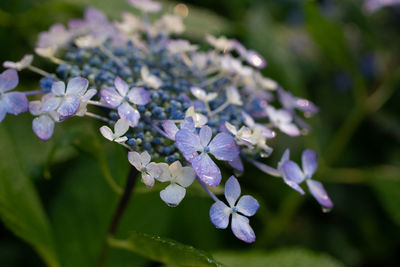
[0,0,399,266]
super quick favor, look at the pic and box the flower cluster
[0,0,333,243]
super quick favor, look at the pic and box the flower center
[123,96,130,102]
[203,146,210,153]
[232,206,238,213]
[141,167,147,173]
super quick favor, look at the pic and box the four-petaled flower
[100,118,130,143]
[0,69,28,122]
[176,125,239,186]
[281,149,333,208]
[210,176,259,243]
[157,161,196,207]
[101,76,150,127]
[3,54,34,71]
[29,94,60,141]
[128,151,161,187]
[266,106,300,136]
[140,66,162,89]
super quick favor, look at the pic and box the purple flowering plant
[0,0,333,250]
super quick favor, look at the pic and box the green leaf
[0,125,60,267]
[214,248,344,267]
[108,232,223,267]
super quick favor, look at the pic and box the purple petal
[29,101,41,116]
[57,96,80,120]
[191,153,221,186]
[295,98,319,114]
[118,102,140,127]
[32,115,54,141]
[209,132,239,161]
[251,160,280,177]
[225,176,241,207]
[162,120,179,140]
[0,69,18,92]
[100,87,123,107]
[283,179,305,195]
[237,195,259,217]
[180,117,195,132]
[51,81,66,96]
[231,213,256,243]
[209,201,230,229]
[3,92,28,115]
[127,87,151,105]
[306,180,333,208]
[0,102,6,122]
[85,7,107,23]
[281,160,305,184]
[302,149,318,178]
[160,184,186,207]
[199,125,212,147]
[175,129,202,156]
[278,149,290,170]
[41,95,61,113]
[229,156,244,172]
[114,76,129,96]
[66,77,88,95]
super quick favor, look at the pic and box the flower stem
[85,112,113,124]
[196,177,219,202]
[97,166,139,267]
[27,65,51,77]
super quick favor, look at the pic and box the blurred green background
[0,0,399,266]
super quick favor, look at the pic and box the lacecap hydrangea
[0,0,333,243]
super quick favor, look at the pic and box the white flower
[35,46,57,59]
[100,118,130,143]
[226,87,243,106]
[225,122,256,146]
[190,87,217,103]
[3,54,34,71]
[220,55,252,76]
[75,88,97,116]
[154,14,185,34]
[140,66,162,89]
[266,106,300,136]
[166,40,198,54]
[254,72,278,91]
[75,35,105,48]
[128,151,161,187]
[185,106,208,128]
[205,34,234,51]
[127,0,162,13]
[157,161,196,207]
[115,12,144,35]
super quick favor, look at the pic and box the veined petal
[114,76,129,96]
[175,129,202,156]
[146,162,161,179]
[141,173,155,188]
[281,160,305,184]
[209,201,230,229]
[191,153,221,186]
[0,69,18,92]
[306,179,333,208]
[114,118,130,137]
[140,151,151,166]
[231,213,256,243]
[180,117,195,132]
[66,77,88,95]
[162,120,179,140]
[57,95,81,120]
[99,126,114,141]
[3,92,28,115]
[32,114,55,141]
[224,176,241,207]
[199,125,212,147]
[302,149,318,178]
[100,87,123,107]
[81,88,97,102]
[51,81,66,96]
[176,166,195,188]
[209,132,239,161]
[160,184,186,207]
[237,195,260,216]
[41,95,61,113]
[128,151,144,170]
[29,101,41,116]
[127,87,151,105]
[118,102,140,127]
[156,163,171,182]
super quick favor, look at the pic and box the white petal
[114,118,130,137]
[160,184,186,207]
[176,166,196,188]
[156,163,171,182]
[100,126,114,141]
[128,151,143,170]
[140,151,151,166]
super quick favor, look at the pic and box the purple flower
[36,23,71,49]
[210,176,259,243]
[162,117,195,141]
[278,88,319,116]
[42,77,90,120]
[100,76,150,127]
[0,69,28,122]
[281,149,333,208]
[175,125,239,186]
[29,94,60,141]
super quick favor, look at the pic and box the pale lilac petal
[278,149,290,170]
[156,163,171,182]
[224,176,241,207]
[0,102,6,122]
[283,179,305,195]
[3,92,28,114]
[32,115,54,141]
[229,156,244,172]
[231,213,256,243]
[279,123,300,136]
[302,149,318,178]
[199,125,212,147]
[82,88,97,102]
[141,173,155,188]
[191,153,221,186]
[114,118,130,137]
[162,120,179,140]
[209,132,239,161]
[251,160,280,177]
[41,96,61,113]
[175,166,196,188]
[66,77,88,95]
[306,180,333,208]
[146,162,161,178]
[114,76,129,96]
[180,117,195,132]
[57,96,80,120]
[0,69,18,92]
[160,184,186,207]
[29,101,41,116]
[175,129,202,156]
[118,102,140,127]
[236,195,259,217]
[281,160,305,184]
[51,81,66,96]
[295,98,319,114]
[127,87,151,105]
[209,201,230,229]
[100,87,123,107]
